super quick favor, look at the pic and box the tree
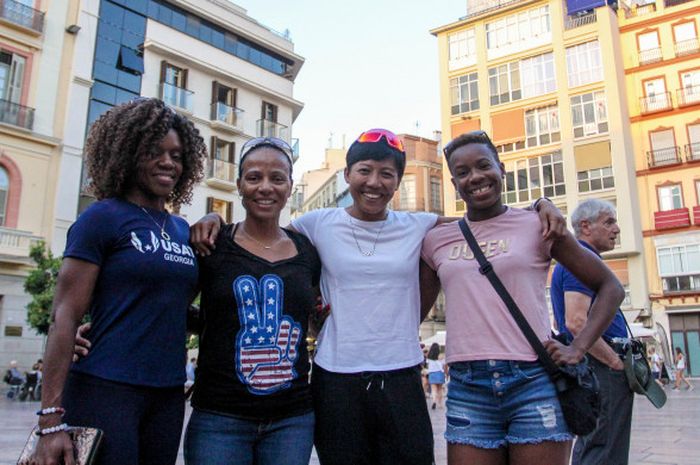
[24,242,61,335]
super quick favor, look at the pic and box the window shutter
[159,60,167,83]
[229,142,235,163]
[210,136,217,159]
[206,197,214,213]
[226,201,233,223]
[182,69,188,89]
[232,88,237,107]
[211,81,219,119]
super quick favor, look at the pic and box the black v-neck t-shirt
[192,223,321,420]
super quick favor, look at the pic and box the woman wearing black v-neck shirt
[184,138,321,465]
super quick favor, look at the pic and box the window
[0,167,8,225]
[658,185,683,211]
[488,61,521,105]
[657,244,700,292]
[448,29,475,69]
[696,180,700,204]
[673,22,698,56]
[571,91,608,138]
[206,197,232,222]
[211,81,239,124]
[525,105,560,148]
[638,31,661,64]
[0,50,25,104]
[399,175,416,210]
[450,72,479,114]
[679,70,700,106]
[643,78,670,111]
[430,177,442,212]
[577,166,614,192]
[521,52,555,98]
[117,46,143,75]
[485,6,550,51]
[649,129,678,166]
[163,63,186,88]
[566,41,603,87]
[690,124,700,160]
[160,62,191,111]
[502,152,565,203]
[262,101,277,122]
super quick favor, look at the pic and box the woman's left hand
[544,339,585,365]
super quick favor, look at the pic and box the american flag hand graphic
[233,274,301,394]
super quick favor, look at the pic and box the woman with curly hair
[34,98,206,465]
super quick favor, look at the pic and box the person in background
[673,347,694,391]
[649,347,663,387]
[550,198,632,465]
[186,357,197,387]
[426,343,446,410]
[34,98,205,465]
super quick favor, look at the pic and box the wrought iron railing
[564,11,596,30]
[638,47,663,65]
[685,143,700,162]
[674,38,699,57]
[677,86,700,107]
[0,0,44,33]
[640,92,672,114]
[0,98,34,130]
[647,146,682,167]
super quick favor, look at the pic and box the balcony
[674,38,700,57]
[0,227,42,261]
[686,143,700,162]
[662,274,700,294]
[625,2,656,18]
[677,86,700,107]
[565,11,596,30]
[460,0,523,21]
[205,158,236,191]
[654,208,691,230]
[160,82,193,113]
[638,47,663,66]
[256,119,288,140]
[640,92,672,114]
[647,146,682,167]
[694,205,700,224]
[0,99,34,130]
[210,102,244,133]
[0,0,44,33]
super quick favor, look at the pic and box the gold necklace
[140,207,171,241]
[239,224,285,250]
[348,214,388,257]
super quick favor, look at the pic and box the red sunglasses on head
[356,128,405,152]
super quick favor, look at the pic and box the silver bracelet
[37,423,69,436]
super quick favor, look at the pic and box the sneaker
[431,402,436,410]
[689,385,695,391]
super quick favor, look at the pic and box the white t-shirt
[292,208,438,373]
[427,359,445,374]
[651,353,662,373]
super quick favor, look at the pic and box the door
[644,78,668,111]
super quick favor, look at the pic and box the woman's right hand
[190,213,224,256]
[33,432,75,465]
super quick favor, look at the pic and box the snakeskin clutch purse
[17,426,103,465]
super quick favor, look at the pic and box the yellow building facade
[620,0,700,375]
[431,1,648,322]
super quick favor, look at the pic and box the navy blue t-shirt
[550,240,627,342]
[64,198,198,387]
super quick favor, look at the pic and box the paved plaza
[1,387,698,465]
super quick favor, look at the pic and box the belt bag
[457,219,600,436]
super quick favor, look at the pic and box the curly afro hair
[84,98,206,207]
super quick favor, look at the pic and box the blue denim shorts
[445,360,574,449]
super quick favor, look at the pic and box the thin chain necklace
[348,214,388,257]
[239,224,284,250]
[140,207,171,241]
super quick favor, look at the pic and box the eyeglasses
[356,129,405,152]
[443,130,492,158]
[240,137,294,162]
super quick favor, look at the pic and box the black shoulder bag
[457,219,600,436]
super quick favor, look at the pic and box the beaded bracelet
[36,407,65,416]
[36,423,69,436]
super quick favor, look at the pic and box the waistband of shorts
[449,359,542,373]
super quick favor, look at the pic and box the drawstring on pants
[362,372,386,391]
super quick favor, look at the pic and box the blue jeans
[184,408,314,465]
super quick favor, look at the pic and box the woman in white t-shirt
[190,129,566,465]
[673,347,694,391]
[426,343,447,410]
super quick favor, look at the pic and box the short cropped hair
[571,199,617,237]
[443,131,499,173]
[346,137,406,179]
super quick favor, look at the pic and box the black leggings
[312,364,434,465]
[62,371,185,465]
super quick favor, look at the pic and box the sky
[232,0,467,178]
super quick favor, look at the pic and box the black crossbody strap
[457,219,561,378]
